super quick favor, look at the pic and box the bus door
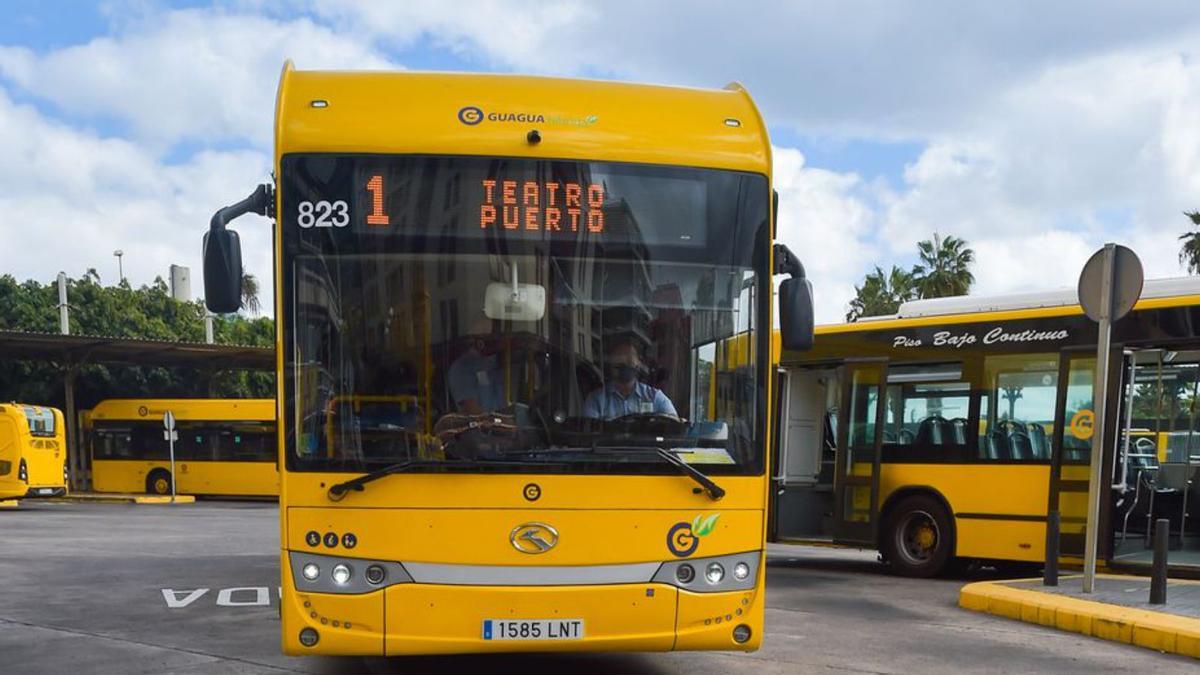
[832,360,887,545]
[1049,350,1100,557]
[771,366,838,541]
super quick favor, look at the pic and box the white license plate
[482,619,584,641]
[35,488,54,495]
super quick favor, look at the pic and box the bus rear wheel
[883,495,954,578]
[146,469,172,496]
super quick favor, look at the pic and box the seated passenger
[583,341,678,419]
[447,317,507,415]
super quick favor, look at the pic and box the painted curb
[960,576,1200,658]
[45,493,196,505]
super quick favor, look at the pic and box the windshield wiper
[592,445,726,501]
[326,458,514,501]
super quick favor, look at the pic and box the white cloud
[0,88,275,314]
[0,8,396,148]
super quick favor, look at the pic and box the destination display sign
[279,154,728,248]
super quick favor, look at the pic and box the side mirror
[775,243,814,352]
[202,184,272,315]
[779,277,814,352]
[203,227,243,314]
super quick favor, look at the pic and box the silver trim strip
[403,561,662,586]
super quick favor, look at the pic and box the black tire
[882,494,955,578]
[146,469,172,496]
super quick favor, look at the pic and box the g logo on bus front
[666,514,720,558]
[667,522,699,557]
[458,106,484,125]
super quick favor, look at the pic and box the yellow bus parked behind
[89,399,277,497]
[773,277,1200,577]
[0,403,68,499]
[201,65,814,656]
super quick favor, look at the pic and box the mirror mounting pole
[773,243,805,279]
[210,183,274,232]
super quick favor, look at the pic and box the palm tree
[1177,211,1200,274]
[913,233,975,298]
[846,265,917,321]
[241,273,261,315]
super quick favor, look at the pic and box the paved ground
[1,501,1196,674]
[1009,575,1200,619]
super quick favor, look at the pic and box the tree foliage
[846,265,918,321]
[1178,211,1200,275]
[847,233,976,321]
[0,271,274,412]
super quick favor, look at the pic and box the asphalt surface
[0,501,1195,674]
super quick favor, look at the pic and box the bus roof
[818,276,1200,335]
[90,399,275,422]
[275,64,771,174]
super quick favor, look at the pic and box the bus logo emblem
[667,514,721,558]
[458,106,484,125]
[510,522,558,554]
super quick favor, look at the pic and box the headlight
[331,563,352,585]
[733,561,750,580]
[675,564,695,584]
[365,564,387,585]
[301,563,320,581]
[705,562,725,585]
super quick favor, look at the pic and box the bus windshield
[281,154,769,475]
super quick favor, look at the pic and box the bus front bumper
[280,555,764,655]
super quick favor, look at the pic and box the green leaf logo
[694,513,721,537]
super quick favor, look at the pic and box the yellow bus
[201,65,813,656]
[89,399,278,497]
[0,403,68,499]
[772,277,1200,577]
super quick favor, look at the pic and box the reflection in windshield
[282,155,768,475]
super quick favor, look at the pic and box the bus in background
[89,399,277,497]
[0,403,68,499]
[202,65,813,656]
[772,276,1200,578]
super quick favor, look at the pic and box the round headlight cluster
[705,562,725,585]
[733,561,751,580]
[331,563,352,585]
[301,563,320,581]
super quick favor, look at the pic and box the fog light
[301,563,320,581]
[331,563,352,585]
[705,562,725,585]
[673,563,694,584]
[733,561,750,580]
[365,564,386,585]
[299,627,319,647]
[732,624,752,643]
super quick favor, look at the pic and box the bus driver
[583,341,677,420]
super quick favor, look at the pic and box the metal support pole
[1044,510,1060,586]
[204,314,214,344]
[57,272,69,335]
[1150,518,1169,604]
[1083,244,1116,594]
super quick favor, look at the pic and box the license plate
[482,619,584,641]
[35,488,54,496]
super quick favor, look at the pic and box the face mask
[611,364,639,384]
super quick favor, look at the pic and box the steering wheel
[611,412,687,425]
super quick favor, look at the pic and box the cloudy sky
[2,1,1199,323]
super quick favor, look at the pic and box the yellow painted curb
[0,499,19,508]
[960,576,1200,659]
[46,493,196,505]
[133,495,196,504]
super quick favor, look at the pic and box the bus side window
[979,354,1058,463]
[881,364,970,461]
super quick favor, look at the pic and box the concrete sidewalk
[961,574,1200,658]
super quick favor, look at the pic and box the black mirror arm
[773,243,805,279]
[210,183,274,232]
